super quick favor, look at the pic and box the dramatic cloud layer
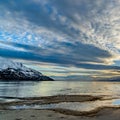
[0,0,120,80]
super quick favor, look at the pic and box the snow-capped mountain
[0,58,54,81]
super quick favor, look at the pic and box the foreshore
[1,108,120,120]
[0,95,120,120]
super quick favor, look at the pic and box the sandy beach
[0,95,120,120]
[1,108,120,120]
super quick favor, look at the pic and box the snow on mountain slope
[0,57,31,71]
[0,57,53,81]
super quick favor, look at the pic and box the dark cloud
[0,0,119,50]
[0,41,119,70]
[0,0,78,38]
[0,0,111,39]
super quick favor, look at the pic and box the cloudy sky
[0,0,120,80]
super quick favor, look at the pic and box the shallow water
[9,99,120,112]
[0,81,120,98]
[1,81,120,111]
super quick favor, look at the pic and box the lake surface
[0,81,120,98]
[1,81,120,111]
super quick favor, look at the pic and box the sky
[0,0,120,80]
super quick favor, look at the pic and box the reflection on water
[10,99,120,112]
[112,99,120,105]
[0,81,120,98]
[0,98,20,103]
[1,81,120,111]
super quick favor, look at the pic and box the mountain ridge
[0,58,54,81]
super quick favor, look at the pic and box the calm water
[0,81,120,98]
[1,81,120,111]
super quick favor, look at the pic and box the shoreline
[0,94,111,109]
[1,95,120,120]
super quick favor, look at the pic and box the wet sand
[0,95,120,120]
[1,108,120,120]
